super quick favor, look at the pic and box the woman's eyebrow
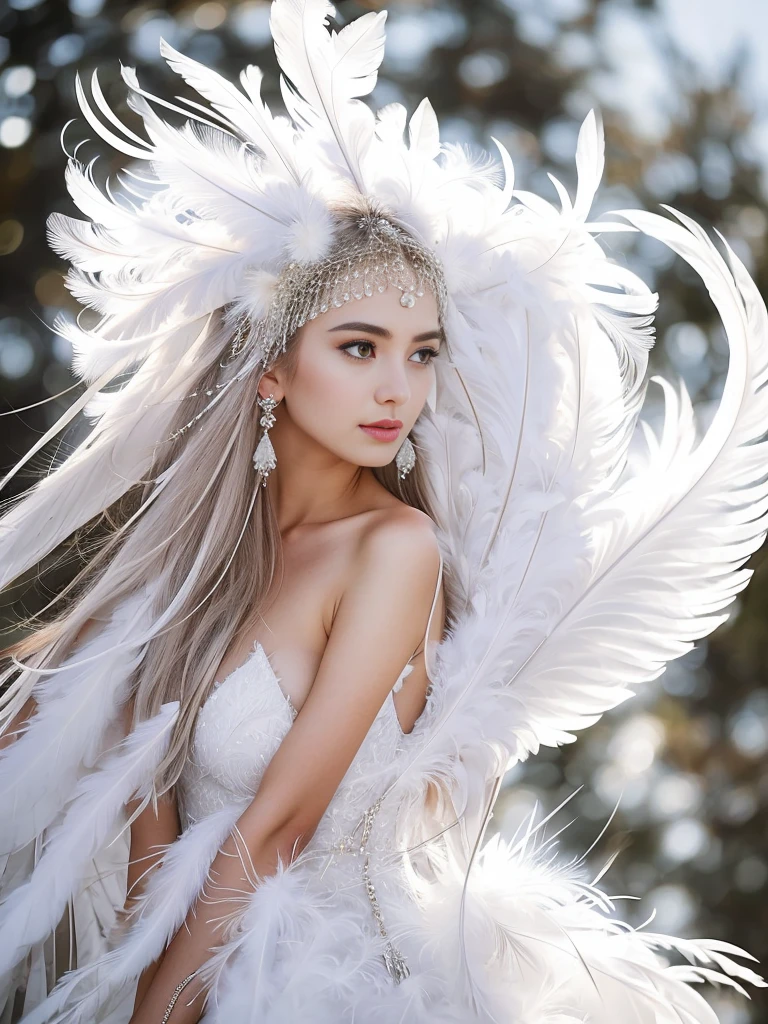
[328,321,443,343]
[328,321,391,337]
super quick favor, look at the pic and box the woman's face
[263,285,442,469]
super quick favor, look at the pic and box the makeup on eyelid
[339,340,439,364]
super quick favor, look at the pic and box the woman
[1,1,767,1021]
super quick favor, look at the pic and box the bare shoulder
[332,506,444,669]
[354,506,441,587]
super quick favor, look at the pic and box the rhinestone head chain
[230,210,449,372]
[170,210,448,440]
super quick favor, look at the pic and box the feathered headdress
[0,1,651,591]
[2,1,768,1020]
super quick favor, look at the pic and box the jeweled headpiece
[231,212,449,371]
[169,208,449,439]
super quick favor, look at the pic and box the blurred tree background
[1,0,767,1019]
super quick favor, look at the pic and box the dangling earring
[253,393,279,485]
[395,436,416,480]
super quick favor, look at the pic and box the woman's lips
[359,424,402,442]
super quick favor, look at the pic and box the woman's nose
[375,360,411,407]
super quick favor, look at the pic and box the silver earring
[395,436,416,480]
[253,393,279,485]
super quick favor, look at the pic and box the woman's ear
[257,370,283,403]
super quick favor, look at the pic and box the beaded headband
[170,212,448,440]
[232,212,448,369]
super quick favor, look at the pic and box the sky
[662,0,768,178]
[662,0,768,102]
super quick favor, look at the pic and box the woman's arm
[129,516,442,1024]
[125,791,181,1012]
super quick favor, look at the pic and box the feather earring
[253,394,279,485]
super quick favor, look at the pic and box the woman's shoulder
[346,507,442,614]
[364,503,442,552]
[321,504,440,610]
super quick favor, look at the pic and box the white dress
[174,635,478,1022]
[4,568,764,1024]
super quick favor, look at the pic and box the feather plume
[158,39,303,184]
[22,806,240,1024]
[382,183,768,823]
[0,702,178,977]
[0,588,153,853]
[270,0,386,191]
[0,313,213,591]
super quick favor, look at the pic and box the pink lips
[360,419,402,442]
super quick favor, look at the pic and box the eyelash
[339,340,439,365]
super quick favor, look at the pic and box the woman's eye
[339,342,439,364]
[411,348,439,365]
[340,341,374,360]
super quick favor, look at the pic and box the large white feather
[0,702,178,978]
[21,806,240,1024]
[0,587,153,852]
[0,314,213,590]
[158,39,303,184]
[380,187,768,814]
[270,0,386,191]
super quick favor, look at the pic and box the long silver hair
[0,201,457,795]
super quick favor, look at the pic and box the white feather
[0,588,153,853]
[0,315,211,590]
[158,39,303,184]
[0,702,178,977]
[22,806,240,1024]
[270,0,386,191]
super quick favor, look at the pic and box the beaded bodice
[177,641,413,847]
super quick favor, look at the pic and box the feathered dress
[2,555,765,1024]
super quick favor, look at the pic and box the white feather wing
[384,205,768,812]
[376,199,768,1018]
[0,702,178,978]
[158,39,303,183]
[21,806,240,1024]
[0,588,154,850]
[495,210,768,759]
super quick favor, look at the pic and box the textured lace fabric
[173,570,446,1012]
[177,641,414,844]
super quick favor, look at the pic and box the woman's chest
[214,524,357,712]
[177,641,406,830]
